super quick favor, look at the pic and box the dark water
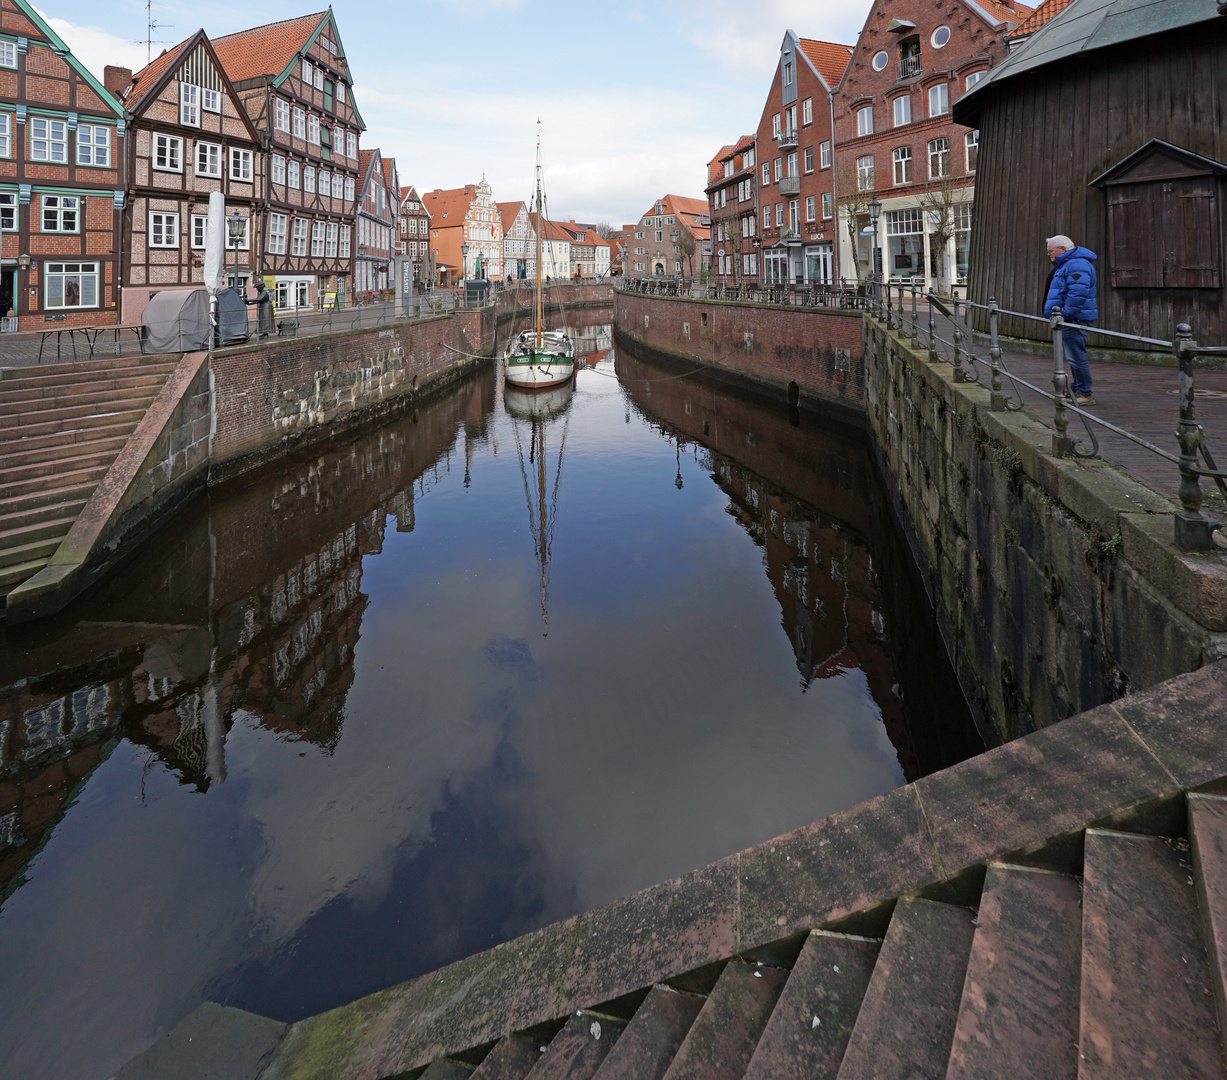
[0,313,977,1080]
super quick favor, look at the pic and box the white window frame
[313,67,324,91]
[820,141,831,169]
[339,224,351,258]
[893,146,913,185]
[347,131,357,158]
[805,195,815,222]
[154,133,183,172]
[0,191,16,230]
[337,82,346,104]
[331,172,343,198]
[774,157,782,181]
[783,60,793,86]
[195,141,221,177]
[271,154,286,185]
[149,211,179,248]
[303,165,315,193]
[802,97,812,125]
[318,169,330,196]
[310,220,325,256]
[803,147,813,174]
[202,87,221,113]
[287,159,300,189]
[41,194,78,233]
[332,126,343,155]
[267,212,287,255]
[31,118,67,163]
[275,98,290,132]
[227,216,250,250]
[762,162,770,186]
[307,115,320,145]
[191,213,208,249]
[291,218,308,256]
[763,207,771,230]
[301,59,312,83]
[344,176,355,201]
[292,108,306,138]
[76,123,110,167]
[775,203,784,227]
[856,106,873,137]
[180,83,199,127]
[893,95,911,127]
[822,192,833,220]
[965,70,987,91]
[0,40,15,69]
[965,130,979,173]
[229,147,253,182]
[856,155,874,192]
[44,262,98,309]
[929,83,949,117]
[325,221,338,257]
[0,113,9,159]
[928,137,950,179]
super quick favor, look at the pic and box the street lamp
[868,195,882,309]
[461,240,469,302]
[227,210,244,295]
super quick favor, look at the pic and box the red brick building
[1,0,126,331]
[832,0,1029,291]
[624,195,710,280]
[705,135,756,287]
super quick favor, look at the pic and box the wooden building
[212,11,365,312]
[108,31,265,325]
[0,0,125,332]
[955,0,1227,342]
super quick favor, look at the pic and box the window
[954,203,972,280]
[202,87,221,113]
[337,82,346,104]
[802,98,812,125]
[311,221,325,256]
[762,163,770,186]
[41,195,78,232]
[179,83,199,126]
[804,147,814,173]
[763,207,771,230]
[287,159,300,188]
[271,154,286,185]
[319,169,330,195]
[229,148,253,182]
[303,166,315,193]
[301,59,312,83]
[885,208,924,279]
[805,195,815,222]
[191,213,208,249]
[774,157,782,181]
[332,172,343,198]
[292,218,308,256]
[929,83,949,117]
[31,118,67,163]
[149,212,179,247]
[775,203,784,226]
[893,95,911,127]
[856,154,875,191]
[293,108,306,138]
[0,113,9,158]
[820,141,831,169]
[785,106,796,133]
[196,141,221,176]
[789,199,800,231]
[154,133,182,171]
[822,191,833,219]
[344,176,355,201]
[0,40,15,68]
[965,130,979,172]
[965,70,987,91]
[783,61,793,86]
[314,67,324,91]
[0,192,15,230]
[325,221,338,257]
[744,147,754,169]
[872,50,889,71]
[340,224,351,258]
[857,106,873,137]
[347,132,357,159]
[333,126,343,155]
[928,137,950,178]
[893,146,913,185]
[275,98,290,132]
[77,124,110,167]
[931,25,951,48]
[787,151,798,177]
[45,262,98,308]
[308,115,320,144]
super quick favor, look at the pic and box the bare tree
[917,167,970,296]
[838,193,871,282]
[710,205,743,286]
[674,228,697,284]
[594,220,612,239]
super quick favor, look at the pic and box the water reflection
[0,318,975,1080]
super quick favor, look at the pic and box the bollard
[1174,322,1214,551]
[952,295,966,382]
[988,296,1006,410]
[1051,308,1074,457]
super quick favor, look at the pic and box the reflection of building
[571,318,614,368]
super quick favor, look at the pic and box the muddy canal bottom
[0,320,977,1080]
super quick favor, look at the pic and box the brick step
[660,960,787,1080]
[0,433,126,473]
[1078,829,1223,1080]
[834,899,976,1080]
[946,863,1082,1080]
[0,447,120,487]
[0,528,67,570]
[522,1010,626,1080]
[0,382,162,417]
[0,407,146,441]
[0,370,170,406]
[590,984,704,1080]
[469,1034,544,1079]
[744,931,879,1080]
[1190,794,1227,1042]
[0,355,178,381]
[0,554,51,594]
[0,495,88,535]
[0,420,136,457]
[4,394,157,430]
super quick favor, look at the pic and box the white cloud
[33,7,148,81]
[673,0,866,69]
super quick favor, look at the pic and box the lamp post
[461,240,469,305]
[868,195,882,311]
[227,210,244,295]
[16,253,30,319]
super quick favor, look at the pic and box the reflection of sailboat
[504,123,575,390]
[506,382,573,633]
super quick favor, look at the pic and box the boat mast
[538,421,548,631]
[535,120,543,348]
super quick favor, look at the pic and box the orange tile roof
[422,185,479,224]
[126,33,195,104]
[497,200,527,233]
[663,194,710,219]
[708,143,735,183]
[528,214,574,243]
[212,12,326,84]
[1010,0,1073,36]
[798,38,854,89]
[381,157,396,189]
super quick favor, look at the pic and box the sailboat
[504,124,576,390]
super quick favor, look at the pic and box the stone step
[1190,794,1227,1045]
[0,447,120,487]
[945,863,1082,1080]
[0,466,105,504]
[1078,829,1224,1080]
[744,931,880,1080]
[0,433,126,472]
[591,984,705,1080]
[0,554,50,593]
[0,355,177,381]
[522,1011,626,1080]
[111,1002,286,1080]
[0,532,62,572]
[0,370,169,406]
[0,382,162,416]
[0,516,73,566]
[659,961,788,1080]
[835,899,977,1080]
[0,495,88,535]
[470,1034,545,1080]
[0,406,147,442]
[420,1060,475,1079]
[0,420,136,457]
[3,394,157,431]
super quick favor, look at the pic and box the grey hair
[1046,235,1075,251]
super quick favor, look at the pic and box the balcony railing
[896,56,922,80]
[778,176,801,196]
[776,128,799,149]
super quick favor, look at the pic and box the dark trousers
[1064,326,1091,395]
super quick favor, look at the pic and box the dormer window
[783,60,793,86]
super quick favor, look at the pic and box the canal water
[0,312,977,1080]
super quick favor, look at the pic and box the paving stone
[1189,794,1227,1050]
[589,985,704,1080]
[114,1002,285,1080]
[743,931,880,1080]
[835,899,976,1080]
[469,1035,544,1080]
[522,1011,626,1080]
[1079,829,1224,1080]
[659,960,787,1080]
[945,863,1082,1080]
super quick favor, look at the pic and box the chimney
[104,65,133,98]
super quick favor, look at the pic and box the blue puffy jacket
[1044,246,1098,324]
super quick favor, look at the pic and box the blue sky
[35,0,867,226]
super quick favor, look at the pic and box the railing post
[910,285,919,346]
[886,281,894,330]
[1174,322,1214,551]
[927,292,937,362]
[1051,307,1074,457]
[989,295,1006,411]
[951,294,965,382]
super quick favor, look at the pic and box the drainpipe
[828,89,840,285]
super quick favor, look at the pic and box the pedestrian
[1043,235,1098,406]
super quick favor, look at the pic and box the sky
[33,0,869,227]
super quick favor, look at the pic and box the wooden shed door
[1163,177,1221,289]
[1106,183,1160,288]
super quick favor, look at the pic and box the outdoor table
[36,323,145,363]
[83,324,144,359]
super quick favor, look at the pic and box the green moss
[1099,531,1123,559]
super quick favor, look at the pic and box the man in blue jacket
[1044,236,1098,406]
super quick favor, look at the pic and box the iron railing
[617,276,872,310]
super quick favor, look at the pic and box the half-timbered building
[353,148,395,298]
[0,0,125,332]
[108,30,265,324]
[398,185,431,288]
[212,11,365,311]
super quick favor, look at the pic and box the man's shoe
[1074,394,1096,406]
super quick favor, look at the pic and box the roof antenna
[135,0,174,64]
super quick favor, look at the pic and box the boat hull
[504,356,575,389]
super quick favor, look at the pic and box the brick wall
[613,291,864,418]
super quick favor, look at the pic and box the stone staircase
[0,356,178,608]
[405,799,1227,1080]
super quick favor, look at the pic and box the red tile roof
[212,12,326,84]
[798,38,854,89]
[708,143,735,183]
[1009,0,1073,36]
[381,157,396,189]
[422,185,479,225]
[497,200,527,234]
[125,34,194,104]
